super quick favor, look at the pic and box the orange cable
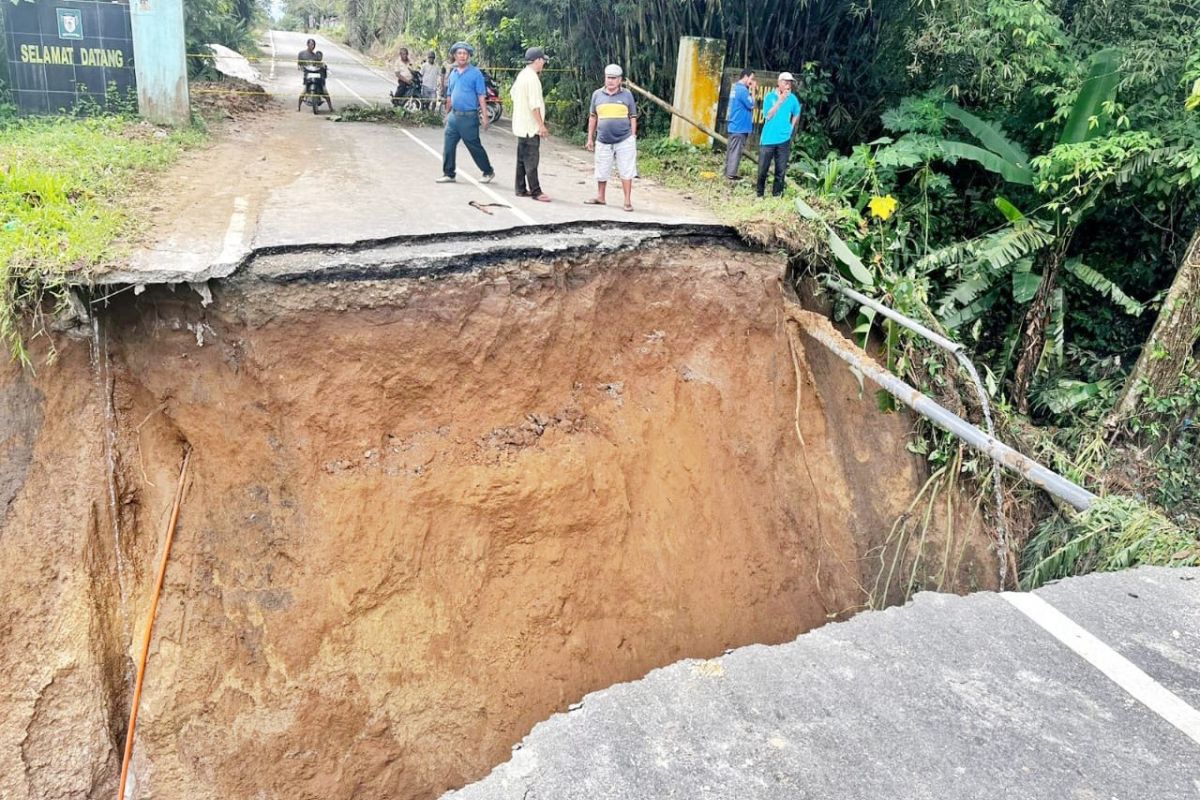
[116,446,192,800]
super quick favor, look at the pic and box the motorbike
[389,74,424,112]
[299,64,332,114]
[483,70,503,125]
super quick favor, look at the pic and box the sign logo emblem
[57,8,83,39]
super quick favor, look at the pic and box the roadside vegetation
[333,103,441,125]
[0,109,204,363]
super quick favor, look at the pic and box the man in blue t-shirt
[724,69,757,180]
[436,41,495,184]
[756,72,802,198]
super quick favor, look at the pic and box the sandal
[584,198,606,205]
[531,194,552,202]
[623,203,634,212]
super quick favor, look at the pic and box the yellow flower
[868,194,898,221]
[699,170,718,180]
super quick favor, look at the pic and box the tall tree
[1108,226,1200,427]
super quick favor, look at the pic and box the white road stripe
[399,128,537,225]
[322,38,394,83]
[1003,591,1200,747]
[334,78,372,107]
[218,197,249,264]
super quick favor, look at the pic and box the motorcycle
[299,64,332,114]
[389,74,424,112]
[483,70,503,125]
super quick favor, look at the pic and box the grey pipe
[791,310,1098,512]
[821,279,1011,578]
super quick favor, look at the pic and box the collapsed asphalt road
[445,567,1200,800]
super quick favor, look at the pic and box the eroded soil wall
[0,241,990,800]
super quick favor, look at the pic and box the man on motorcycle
[393,47,417,96]
[297,39,332,111]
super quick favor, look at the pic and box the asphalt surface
[443,567,1200,800]
[95,32,716,286]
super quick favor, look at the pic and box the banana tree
[920,48,1153,412]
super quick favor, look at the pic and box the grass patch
[1,113,204,363]
[637,136,824,258]
[1019,495,1200,589]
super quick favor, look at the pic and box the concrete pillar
[669,36,726,147]
[129,0,190,125]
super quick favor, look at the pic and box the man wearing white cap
[755,72,802,198]
[585,63,639,212]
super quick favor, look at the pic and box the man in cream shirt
[510,47,551,202]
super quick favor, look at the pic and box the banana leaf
[1059,48,1122,145]
[944,103,1030,169]
[937,140,1034,185]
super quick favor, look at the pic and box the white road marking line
[334,78,372,107]
[325,39,394,84]
[219,197,249,264]
[1003,591,1200,747]
[399,128,537,225]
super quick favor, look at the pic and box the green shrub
[0,115,203,362]
[1020,495,1199,589]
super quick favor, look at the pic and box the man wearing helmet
[436,41,496,184]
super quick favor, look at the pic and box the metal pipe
[821,279,1011,577]
[623,78,757,165]
[790,309,1098,512]
[825,280,963,356]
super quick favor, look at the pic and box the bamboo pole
[116,447,192,800]
[623,78,757,164]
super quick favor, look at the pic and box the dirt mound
[190,78,272,117]
[0,240,992,799]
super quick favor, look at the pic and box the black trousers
[756,142,791,197]
[515,135,542,196]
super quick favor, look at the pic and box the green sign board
[3,0,136,114]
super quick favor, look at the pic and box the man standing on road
[510,47,551,202]
[755,72,801,198]
[585,64,638,212]
[725,69,756,180]
[421,50,441,102]
[437,42,496,184]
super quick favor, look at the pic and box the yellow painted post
[669,37,726,147]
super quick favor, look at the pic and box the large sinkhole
[0,233,995,799]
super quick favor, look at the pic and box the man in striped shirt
[585,64,638,212]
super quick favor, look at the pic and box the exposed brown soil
[190,78,272,117]
[0,241,993,799]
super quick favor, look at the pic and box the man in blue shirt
[437,42,495,184]
[756,71,802,198]
[724,69,756,180]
